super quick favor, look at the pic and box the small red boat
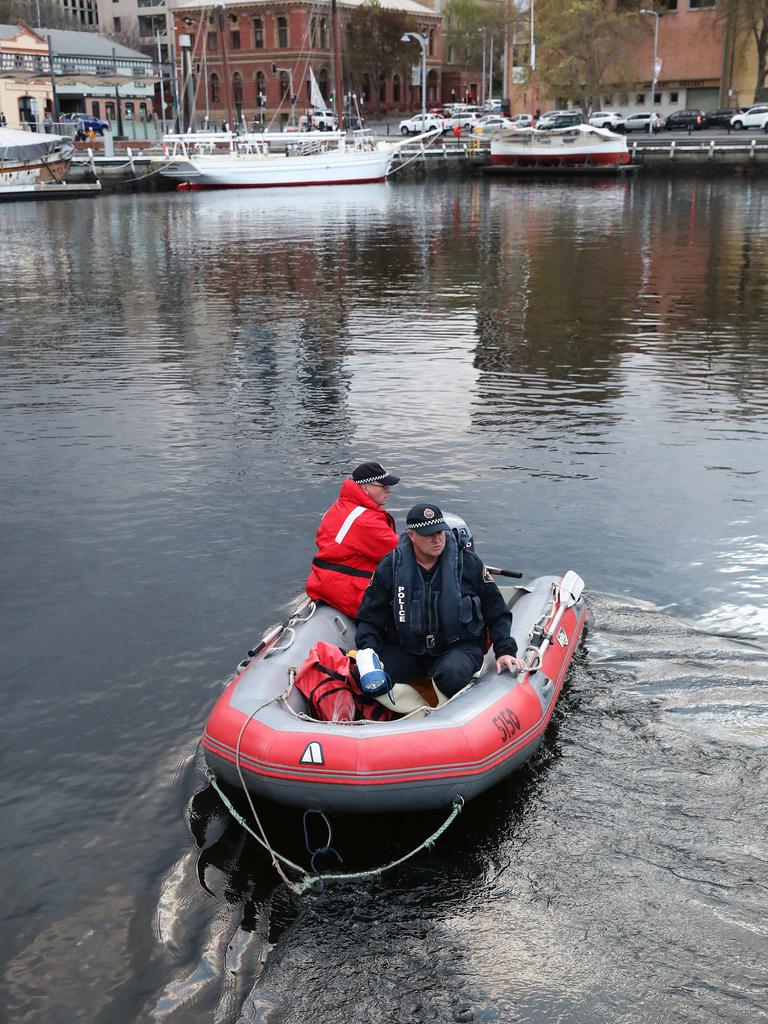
[202,570,586,814]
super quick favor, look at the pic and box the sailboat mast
[217,3,235,129]
[331,0,344,126]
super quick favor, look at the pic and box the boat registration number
[493,707,521,744]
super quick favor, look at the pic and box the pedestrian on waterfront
[306,461,400,618]
[0,110,6,127]
[355,502,525,703]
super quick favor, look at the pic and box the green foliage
[535,0,641,111]
[444,0,510,67]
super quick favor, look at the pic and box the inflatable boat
[202,570,586,814]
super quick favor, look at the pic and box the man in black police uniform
[355,502,525,701]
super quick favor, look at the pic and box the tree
[345,0,419,117]
[535,0,641,113]
[0,0,92,31]
[724,0,768,100]
[443,0,511,79]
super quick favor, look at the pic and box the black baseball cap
[352,461,400,486]
[406,502,449,536]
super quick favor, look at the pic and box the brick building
[166,0,442,128]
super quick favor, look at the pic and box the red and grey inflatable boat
[202,570,586,814]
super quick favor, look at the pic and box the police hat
[406,502,449,536]
[352,461,400,486]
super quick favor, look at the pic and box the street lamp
[401,31,428,120]
[639,8,662,135]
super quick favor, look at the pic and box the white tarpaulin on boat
[0,127,73,162]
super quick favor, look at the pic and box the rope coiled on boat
[205,768,464,896]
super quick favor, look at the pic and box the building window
[233,72,243,117]
[125,102,134,120]
[106,101,115,119]
[310,15,318,47]
[280,70,290,98]
[393,74,400,102]
[670,91,679,102]
[636,92,645,104]
[138,14,164,35]
[654,91,661,103]
[113,16,121,31]
[231,30,240,49]
[378,74,386,102]
[319,67,329,101]
[320,18,327,48]
[665,0,678,9]
[92,101,101,116]
[256,70,266,106]
[210,73,220,103]
[208,32,217,51]
[253,18,263,48]
[688,0,714,7]
[277,16,288,48]
[428,28,435,57]
[139,102,148,120]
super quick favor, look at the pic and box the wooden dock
[0,181,102,202]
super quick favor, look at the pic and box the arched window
[318,67,329,102]
[277,16,288,48]
[310,16,317,47]
[233,72,243,117]
[320,18,328,48]
[210,73,220,103]
[279,70,290,99]
[429,28,435,56]
[377,74,386,102]
[252,18,263,48]
[256,70,266,106]
[392,74,400,103]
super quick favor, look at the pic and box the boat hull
[0,154,72,186]
[491,125,629,169]
[161,147,395,189]
[202,576,587,813]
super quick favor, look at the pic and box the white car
[730,104,768,130]
[508,113,534,128]
[299,109,338,131]
[622,112,662,133]
[589,111,625,131]
[446,108,482,132]
[472,115,516,136]
[399,113,445,136]
[535,109,575,129]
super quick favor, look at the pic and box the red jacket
[306,479,398,618]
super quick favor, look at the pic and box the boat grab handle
[267,625,295,655]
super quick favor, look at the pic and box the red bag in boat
[294,641,396,722]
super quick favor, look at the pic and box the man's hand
[496,654,526,675]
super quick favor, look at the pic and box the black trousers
[378,641,485,698]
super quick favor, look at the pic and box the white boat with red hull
[490,123,630,170]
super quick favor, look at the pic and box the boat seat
[373,676,439,715]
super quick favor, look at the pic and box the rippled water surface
[1,177,767,1024]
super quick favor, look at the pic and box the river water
[1,177,767,1024]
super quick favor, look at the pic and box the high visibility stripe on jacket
[305,478,398,618]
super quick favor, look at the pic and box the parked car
[508,113,534,128]
[540,113,582,130]
[65,112,109,135]
[482,98,502,114]
[663,109,705,131]
[622,112,662,133]
[472,115,516,136]
[702,107,742,129]
[299,108,338,131]
[535,109,572,129]
[730,104,768,130]
[446,108,482,131]
[399,113,445,136]
[588,111,624,130]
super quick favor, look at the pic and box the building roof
[168,0,438,17]
[0,24,150,60]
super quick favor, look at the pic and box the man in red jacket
[306,461,400,617]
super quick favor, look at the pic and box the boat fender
[355,648,391,697]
